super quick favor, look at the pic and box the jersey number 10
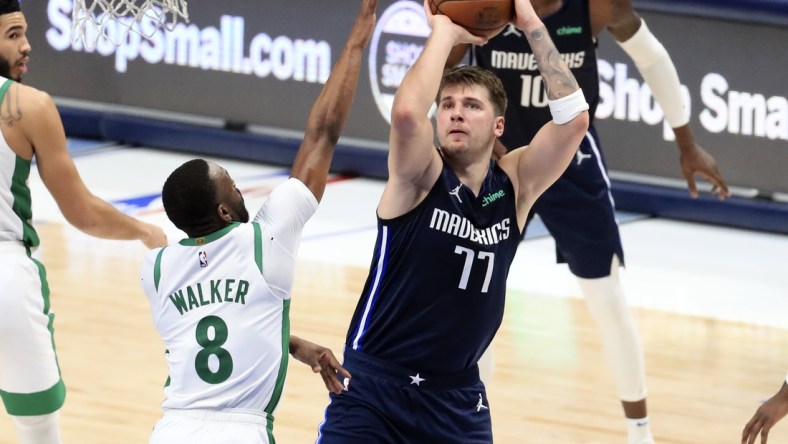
[519,74,549,108]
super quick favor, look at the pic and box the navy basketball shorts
[530,125,625,279]
[316,349,493,444]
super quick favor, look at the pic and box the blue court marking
[111,193,161,213]
[108,170,291,212]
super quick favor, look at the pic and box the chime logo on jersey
[481,189,505,207]
[368,0,433,124]
[556,26,583,36]
[198,251,208,268]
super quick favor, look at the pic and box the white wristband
[548,89,589,125]
[616,19,689,128]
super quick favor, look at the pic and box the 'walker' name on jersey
[429,208,511,246]
[169,279,249,315]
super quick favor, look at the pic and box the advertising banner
[25,0,788,194]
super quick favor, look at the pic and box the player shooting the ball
[315,0,588,442]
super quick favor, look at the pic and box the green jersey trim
[0,380,66,415]
[178,222,240,246]
[263,299,290,417]
[252,222,263,274]
[12,155,38,247]
[153,247,166,291]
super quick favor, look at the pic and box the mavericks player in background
[139,0,377,442]
[0,1,167,443]
[450,0,730,442]
[316,0,588,442]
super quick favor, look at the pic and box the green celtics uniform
[0,77,64,417]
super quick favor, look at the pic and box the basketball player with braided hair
[316,0,589,441]
[0,1,168,442]
[139,0,377,442]
[447,0,731,442]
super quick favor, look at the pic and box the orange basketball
[429,0,514,39]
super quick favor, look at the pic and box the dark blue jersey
[345,160,523,374]
[471,0,598,148]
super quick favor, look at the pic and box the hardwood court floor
[1,147,786,443]
[0,222,785,444]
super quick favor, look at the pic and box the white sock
[11,412,63,444]
[625,416,654,444]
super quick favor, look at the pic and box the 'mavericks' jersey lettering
[429,208,511,245]
[489,49,586,71]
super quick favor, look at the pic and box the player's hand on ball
[423,0,488,46]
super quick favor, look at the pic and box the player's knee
[577,274,632,326]
[11,412,62,444]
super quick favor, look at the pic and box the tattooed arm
[6,82,166,248]
[497,0,589,230]
[0,82,22,128]
[517,14,578,99]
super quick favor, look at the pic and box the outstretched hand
[290,336,351,395]
[742,382,788,444]
[678,142,730,199]
[141,223,168,249]
[422,0,488,46]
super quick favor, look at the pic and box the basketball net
[71,0,189,49]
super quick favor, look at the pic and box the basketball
[429,0,515,39]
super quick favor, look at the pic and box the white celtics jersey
[0,78,38,248]
[140,178,318,416]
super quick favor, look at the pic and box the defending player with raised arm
[0,2,166,443]
[315,0,588,442]
[139,1,376,443]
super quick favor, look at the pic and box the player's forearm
[68,196,151,242]
[288,335,318,365]
[517,21,579,100]
[671,124,700,153]
[291,1,374,200]
[289,335,305,356]
[303,20,369,146]
[617,19,689,130]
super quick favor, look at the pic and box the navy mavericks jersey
[345,160,523,374]
[471,0,598,148]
